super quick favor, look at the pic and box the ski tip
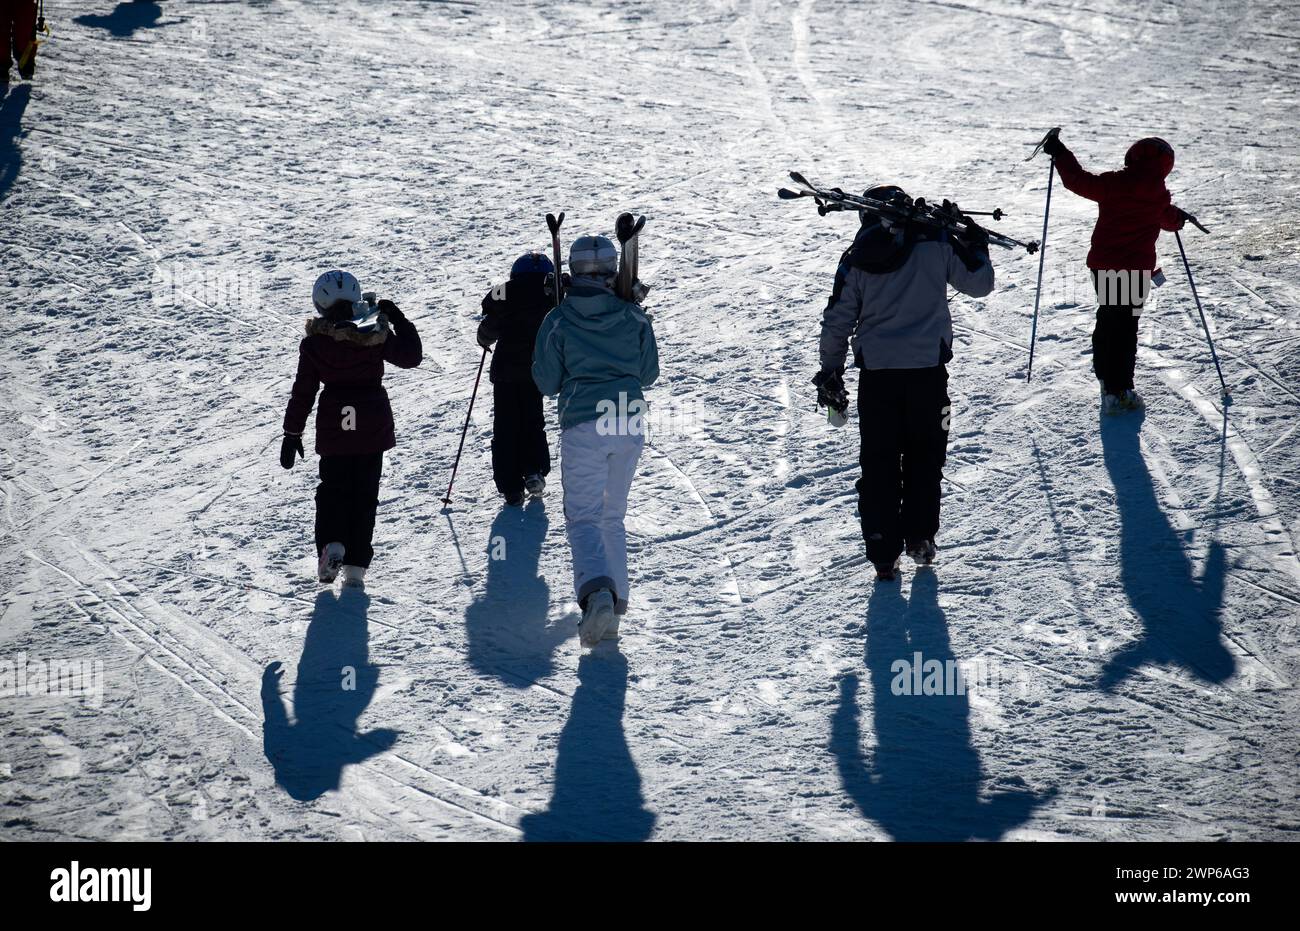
[789,170,811,187]
[777,187,803,200]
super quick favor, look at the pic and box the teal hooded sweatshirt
[531,280,660,431]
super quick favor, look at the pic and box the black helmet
[861,185,911,225]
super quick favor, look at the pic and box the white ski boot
[579,589,617,647]
[1119,389,1144,412]
[1101,393,1123,415]
[339,565,366,589]
[317,542,345,583]
[525,474,546,497]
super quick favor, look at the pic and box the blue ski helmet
[510,251,555,279]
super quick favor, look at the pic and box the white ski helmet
[568,235,618,278]
[312,270,362,318]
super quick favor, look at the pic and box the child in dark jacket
[477,252,556,506]
[280,270,422,587]
[1044,134,1187,413]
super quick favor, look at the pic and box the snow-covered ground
[2,0,1298,841]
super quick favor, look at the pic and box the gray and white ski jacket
[819,225,995,372]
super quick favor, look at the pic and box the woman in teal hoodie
[532,234,659,647]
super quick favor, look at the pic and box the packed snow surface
[1,0,1298,840]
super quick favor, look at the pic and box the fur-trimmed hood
[305,315,391,347]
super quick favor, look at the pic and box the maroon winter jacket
[283,313,422,457]
[1054,137,1185,272]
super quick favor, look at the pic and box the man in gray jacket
[815,186,995,580]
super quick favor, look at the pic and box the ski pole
[1174,229,1231,403]
[1026,156,1053,382]
[440,346,489,507]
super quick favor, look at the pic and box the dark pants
[855,365,950,567]
[315,453,383,568]
[491,379,550,496]
[1091,271,1143,395]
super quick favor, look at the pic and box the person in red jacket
[1,0,39,85]
[1044,133,1187,413]
[280,271,422,588]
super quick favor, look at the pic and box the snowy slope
[1,0,1298,840]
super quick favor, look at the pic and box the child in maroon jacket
[280,271,422,587]
[1044,134,1187,412]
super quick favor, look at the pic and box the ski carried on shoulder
[615,212,649,304]
[778,171,1040,254]
[546,211,565,308]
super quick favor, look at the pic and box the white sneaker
[317,542,345,582]
[339,565,366,589]
[525,474,546,497]
[579,589,616,647]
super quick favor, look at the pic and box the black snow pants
[1091,271,1144,395]
[856,365,950,567]
[315,453,383,569]
[491,379,550,497]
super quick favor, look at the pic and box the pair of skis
[779,172,1040,254]
[545,210,649,306]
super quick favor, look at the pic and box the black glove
[280,433,304,470]
[812,367,848,413]
[961,217,990,249]
[377,299,404,323]
[1042,133,1064,158]
[476,330,494,350]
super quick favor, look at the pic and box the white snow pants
[560,418,644,614]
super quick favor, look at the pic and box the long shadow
[1097,410,1233,689]
[832,571,1055,840]
[465,500,567,686]
[74,2,174,37]
[520,649,655,841]
[261,588,397,802]
[0,85,31,202]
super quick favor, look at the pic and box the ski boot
[317,542,345,583]
[503,490,526,507]
[1101,393,1123,416]
[578,589,617,647]
[339,565,366,589]
[907,539,937,566]
[1119,389,1144,412]
[524,474,546,497]
[873,558,901,582]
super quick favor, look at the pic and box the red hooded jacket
[1053,137,1185,273]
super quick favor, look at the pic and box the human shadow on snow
[521,648,655,842]
[832,571,1056,840]
[1097,409,1233,689]
[261,587,396,802]
[74,2,176,38]
[464,500,568,686]
[0,85,31,203]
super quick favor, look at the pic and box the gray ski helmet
[568,235,619,278]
